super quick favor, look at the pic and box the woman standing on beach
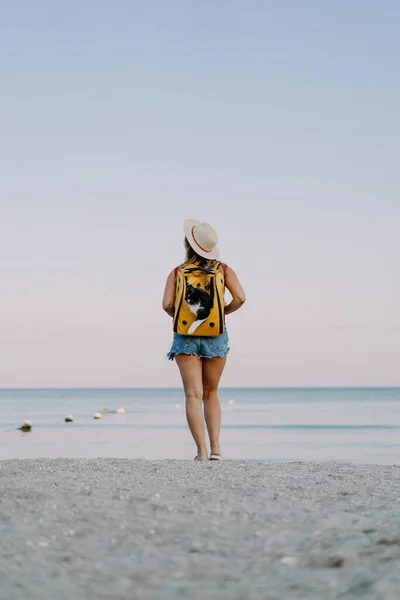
[162,220,246,462]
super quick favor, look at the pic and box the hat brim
[183,219,220,260]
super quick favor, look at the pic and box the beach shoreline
[1,459,399,599]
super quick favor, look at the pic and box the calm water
[0,388,399,464]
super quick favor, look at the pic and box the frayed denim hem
[167,351,197,362]
[167,348,230,362]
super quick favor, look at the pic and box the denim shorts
[167,329,229,361]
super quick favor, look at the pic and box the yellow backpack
[173,262,225,336]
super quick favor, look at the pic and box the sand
[0,459,399,600]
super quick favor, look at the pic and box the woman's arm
[162,270,176,317]
[224,267,246,315]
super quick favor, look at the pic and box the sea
[0,388,399,464]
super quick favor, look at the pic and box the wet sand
[1,459,399,599]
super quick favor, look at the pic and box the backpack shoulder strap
[174,264,185,276]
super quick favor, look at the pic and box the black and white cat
[185,284,212,334]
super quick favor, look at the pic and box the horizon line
[1,386,399,391]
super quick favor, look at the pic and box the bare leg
[202,356,227,457]
[175,355,207,461]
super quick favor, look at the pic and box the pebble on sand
[19,420,32,432]
[93,412,103,420]
[64,415,74,423]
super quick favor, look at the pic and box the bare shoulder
[217,262,229,274]
[224,266,240,281]
[223,265,246,304]
[221,264,240,279]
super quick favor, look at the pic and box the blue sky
[1,1,399,387]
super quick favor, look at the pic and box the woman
[162,219,246,461]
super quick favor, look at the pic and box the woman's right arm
[162,269,176,318]
[224,267,246,315]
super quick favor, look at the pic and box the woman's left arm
[162,270,176,317]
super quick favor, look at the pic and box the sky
[1,1,399,387]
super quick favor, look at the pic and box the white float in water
[175,404,181,409]
[20,419,32,432]
[227,400,235,405]
[93,412,103,420]
[116,408,126,415]
[65,415,74,423]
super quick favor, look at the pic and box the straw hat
[184,219,220,260]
